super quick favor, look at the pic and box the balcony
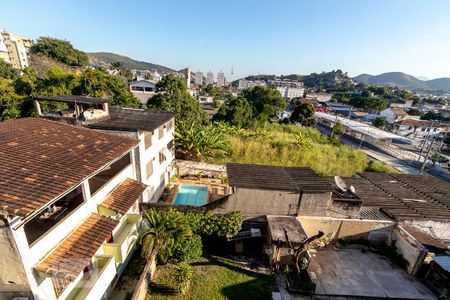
[67,255,116,300]
[103,214,140,264]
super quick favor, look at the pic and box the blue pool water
[174,185,208,206]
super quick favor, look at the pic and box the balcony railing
[67,255,116,300]
[103,214,140,264]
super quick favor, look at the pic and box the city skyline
[1,0,450,79]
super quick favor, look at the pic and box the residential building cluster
[0,96,176,299]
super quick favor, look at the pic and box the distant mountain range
[353,72,450,91]
[88,52,176,73]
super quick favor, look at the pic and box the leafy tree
[148,74,207,124]
[373,116,387,128]
[290,103,316,126]
[431,152,442,167]
[0,78,23,121]
[331,121,345,136]
[31,37,89,67]
[174,234,202,262]
[76,68,141,107]
[242,86,286,121]
[0,60,20,80]
[213,96,253,127]
[175,121,229,160]
[407,108,422,116]
[184,211,243,237]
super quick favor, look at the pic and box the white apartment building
[0,118,147,300]
[195,71,203,85]
[206,71,214,85]
[33,96,177,204]
[217,71,225,87]
[129,79,157,105]
[276,86,305,99]
[1,31,33,69]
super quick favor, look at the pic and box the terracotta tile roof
[0,118,138,217]
[398,119,448,128]
[403,226,447,250]
[35,214,118,293]
[99,178,148,215]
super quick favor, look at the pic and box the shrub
[175,262,193,294]
[174,234,203,262]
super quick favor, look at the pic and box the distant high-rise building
[206,71,214,85]
[195,71,203,85]
[0,31,33,69]
[217,71,225,87]
[179,67,191,88]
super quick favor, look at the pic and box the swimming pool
[174,185,208,206]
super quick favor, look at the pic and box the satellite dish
[334,176,348,192]
[83,111,92,120]
[349,185,356,194]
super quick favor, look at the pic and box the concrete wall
[390,225,427,275]
[219,188,300,217]
[298,192,331,217]
[298,216,394,244]
[402,220,450,245]
[329,200,362,218]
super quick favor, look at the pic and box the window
[421,128,426,131]
[144,87,154,92]
[167,140,174,152]
[158,126,164,139]
[89,153,131,196]
[24,185,85,245]
[146,160,153,179]
[144,132,152,149]
[131,86,144,91]
[167,119,174,131]
[159,152,166,164]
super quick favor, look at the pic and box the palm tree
[136,209,191,295]
[138,209,191,264]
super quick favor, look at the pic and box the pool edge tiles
[174,185,208,206]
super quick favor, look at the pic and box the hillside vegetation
[354,72,450,91]
[88,52,175,73]
[201,124,400,176]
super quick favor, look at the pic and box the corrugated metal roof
[434,256,450,273]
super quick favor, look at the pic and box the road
[316,123,450,182]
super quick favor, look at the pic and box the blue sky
[2,0,450,79]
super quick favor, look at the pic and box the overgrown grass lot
[148,254,276,300]
[206,124,400,177]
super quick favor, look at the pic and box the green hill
[88,52,175,73]
[353,72,450,91]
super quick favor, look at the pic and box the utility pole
[417,120,434,162]
[420,136,436,174]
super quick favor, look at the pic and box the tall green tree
[148,74,207,124]
[242,86,286,121]
[76,68,141,107]
[213,96,253,127]
[31,37,89,67]
[290,103,316,126]
[0,78,23,121]
[0,61,20,80]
